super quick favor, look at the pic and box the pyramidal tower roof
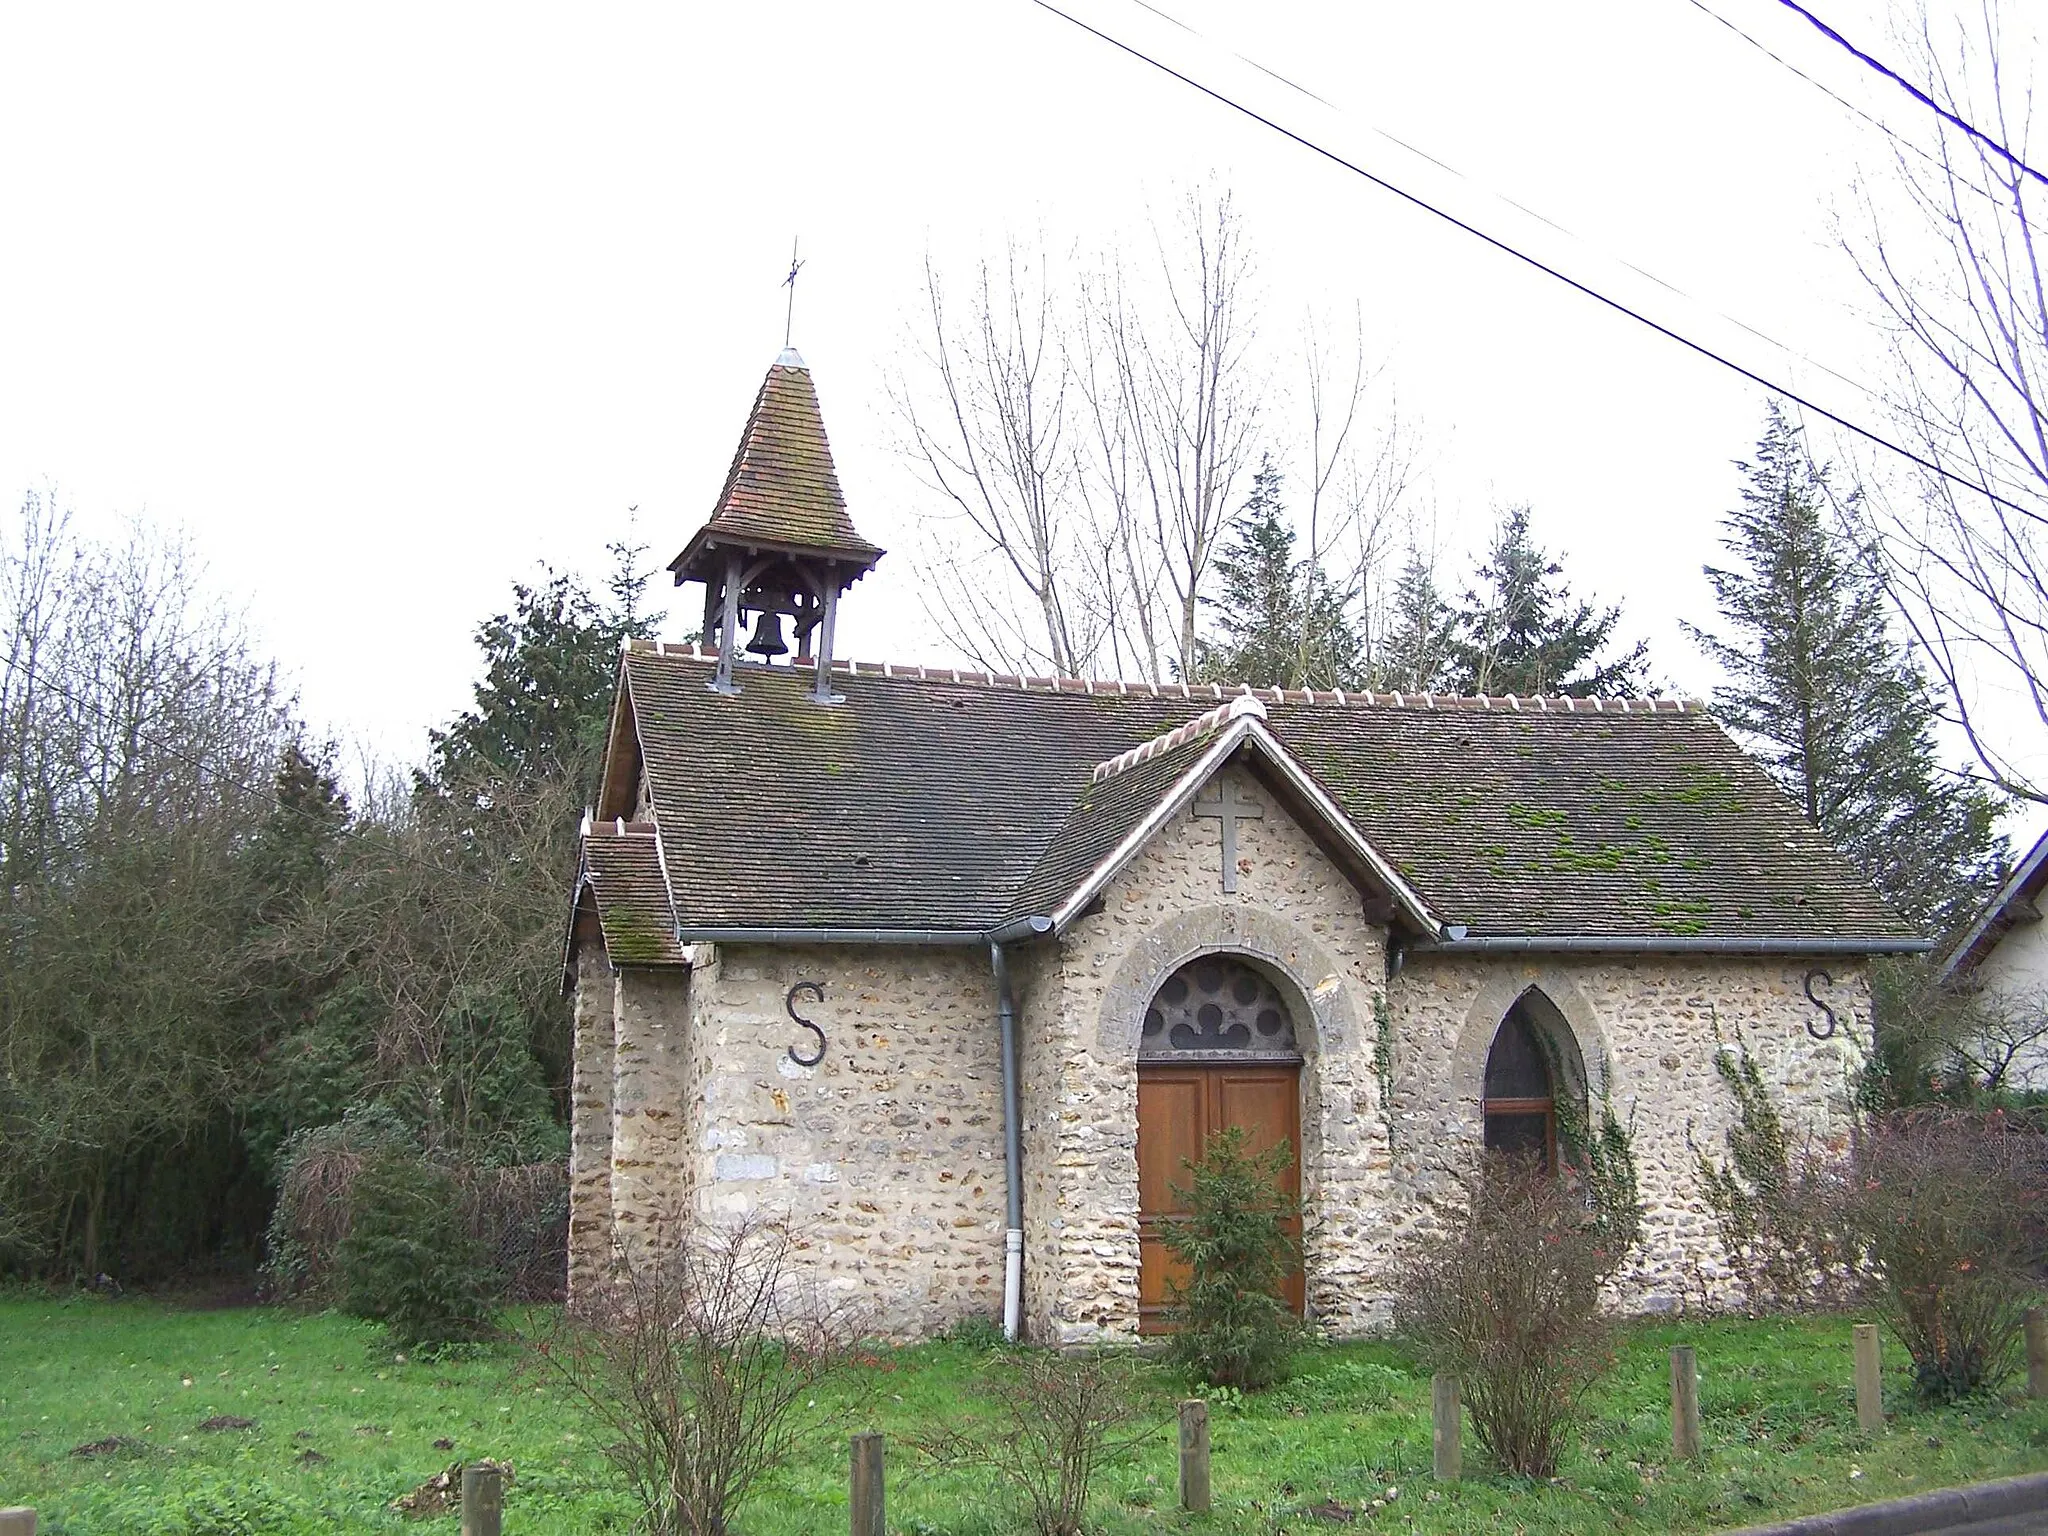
[668,350,884,584]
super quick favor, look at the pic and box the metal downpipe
[990,940,1026,1342]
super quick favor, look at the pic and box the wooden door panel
[1212,1068,1301,1193]
[1137,1068,1203,1318]
[1138,1061,1303,1331]
[1137,1070,1206,1216]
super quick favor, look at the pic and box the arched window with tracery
[1139,956,1301,1061]
[1482,998,1556,1168]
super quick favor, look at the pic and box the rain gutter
[987,914,1049,1341]
[672,925,1001,946]
[1413,933,1933,956]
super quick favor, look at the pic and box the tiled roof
[579,821,686,965]
[668,355,883,575]
[580,645,1922,953]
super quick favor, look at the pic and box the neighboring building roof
[1939,825,2048,979]
[569,644,1927,961]
[666,351,884,582]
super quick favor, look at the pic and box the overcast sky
[3,1,2039,794]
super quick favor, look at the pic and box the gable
[1098,759,1383,931]
[581,645,1925,952]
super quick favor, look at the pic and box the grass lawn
[3,1295,2046,1534]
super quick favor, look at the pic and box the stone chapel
[563,348,1930,1344]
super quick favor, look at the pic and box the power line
[1681,0,2048,238]
[1025,0,2047,525]
[1773,0,2048,187]
[1112,0,1891,416]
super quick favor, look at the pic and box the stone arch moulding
[1095,903,1363,1065]
[1450,971,1615,1112]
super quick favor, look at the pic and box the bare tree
[1077,188,1263,682]
[1841,2,2048,800]
[895,190,1425,686]
[891,242,1106,677]
[1295,308,1422,685]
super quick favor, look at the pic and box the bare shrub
[1393,1158,1624,1478]
[1843,1110,2048,1402]
[916,1349,1154,1536]
[529,1215,862,1536]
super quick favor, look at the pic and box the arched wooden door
[1134,956,1304,1334]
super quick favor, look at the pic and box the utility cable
[1026,0,2047,525]
[1112,0,1892,416]
[1681,0,2048,237]
[1773,0,2048,187]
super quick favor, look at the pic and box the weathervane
[782,236,805,348]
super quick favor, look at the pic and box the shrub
[532,1215,860,1536]
[1160,1127,1305,1390]
[262,1102,413,1300]
[1394,1158,1623,1477]
[1843,1110,2048,1402]
[336,1149,496,1350]
[917,1348,1151,1536]
[264,1103,565,1304]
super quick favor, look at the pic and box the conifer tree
[1448,507,1647,697]
[1197,457,1364,689]
[1686,403,2006,936]
[1380,549,1457,693]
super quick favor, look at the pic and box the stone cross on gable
[1193,778,1263,893]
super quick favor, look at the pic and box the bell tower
[668,348,884,701]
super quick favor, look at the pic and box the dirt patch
[392,1459,515,1519]
[1302,1500,1356,1523]
[296,1448,329,1466]
[196,1415,256,1431]
[69,1436,148,1459]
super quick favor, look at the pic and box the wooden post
[0,1509,36,1536]
[1853,1323,1884,1432]
[459,1465,501,1536]
[1177,1400,1211,1514]
[2026,1306,2047,1400]
[1431,1373,1461,1481]
[1670,1346,1702,1461]
[850,1431,885,1536]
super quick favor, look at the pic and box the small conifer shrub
[337,1149,496,1350]
[1160,1127,1305,1390]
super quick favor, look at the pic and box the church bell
[743,607,791,658]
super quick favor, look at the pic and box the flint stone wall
[681,943,1010,1344]
[1381,953,1870,1315]
[607,965,694,1266]
[567,949,615,1299]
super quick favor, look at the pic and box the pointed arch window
[1482,1000,1555,1169]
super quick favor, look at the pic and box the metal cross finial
[782,236,805,348]
[1193,778,1264,893]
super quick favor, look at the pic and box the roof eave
[666,525,884,585]
[1938,825,2048,979]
